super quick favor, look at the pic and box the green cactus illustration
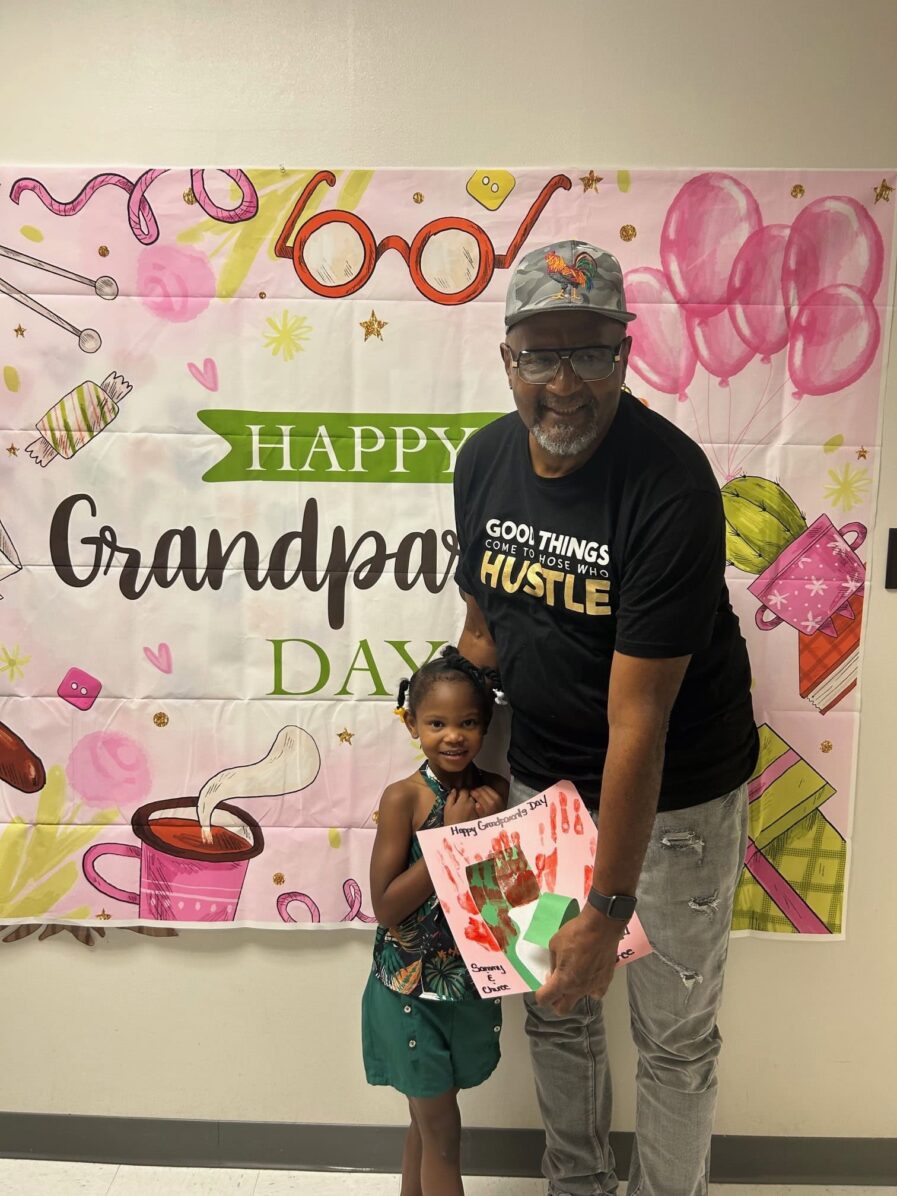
[721,476,808,574]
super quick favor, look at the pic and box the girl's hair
[396,645,504,720]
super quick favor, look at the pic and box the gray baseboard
[0,1114,894,1185]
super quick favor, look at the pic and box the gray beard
[530,403,601,458]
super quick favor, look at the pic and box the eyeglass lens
[518,348,617,383]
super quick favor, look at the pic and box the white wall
[0,0,895,1138]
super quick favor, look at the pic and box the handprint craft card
[418,782,652,998]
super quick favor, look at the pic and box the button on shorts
[362,972,502,1099]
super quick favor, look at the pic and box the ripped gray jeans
[508,778,749,1196]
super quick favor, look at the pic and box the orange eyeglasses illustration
[275,172,572,305]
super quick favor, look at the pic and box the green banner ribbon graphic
[198,410,502,483]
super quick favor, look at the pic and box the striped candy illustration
[26,372,132,466]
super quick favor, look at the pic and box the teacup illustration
[748,514,865,636]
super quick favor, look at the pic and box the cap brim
[505,306,637,330]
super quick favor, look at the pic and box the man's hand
[535,905,627,1014]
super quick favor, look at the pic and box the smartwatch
[586,888,637,922]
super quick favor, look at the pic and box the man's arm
[591,650,689,896]
[457,590,499,672]
[535,650,689,1015]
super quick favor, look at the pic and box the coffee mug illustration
[748,514,866,636]
[82,725,321,920]
[83,798,263,921]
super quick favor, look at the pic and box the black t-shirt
[453,393,759,811]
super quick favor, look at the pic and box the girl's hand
[444,787,478,826]
[470,785,505,818]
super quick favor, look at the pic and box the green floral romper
[361,762,502,1098]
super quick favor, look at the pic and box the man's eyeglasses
[505,342,626,385]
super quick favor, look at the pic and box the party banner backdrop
[0,166,894,934]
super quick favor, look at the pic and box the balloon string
[730,372,787,474]
[736,384,795,474]
[731,360,774,454]
[703,375,729,479]
[707,374,730,479]
[686,384,726,481]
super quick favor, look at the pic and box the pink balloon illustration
[661,172,762,314]
[727,224,790,362]
[624,267,697,400]
[687,307,755,386]
[782,196,884,322]
[788,284,881,397]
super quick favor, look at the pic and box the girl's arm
[369,782,437,927]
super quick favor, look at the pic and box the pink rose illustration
[137,245,215,323]
[67,731,152,809]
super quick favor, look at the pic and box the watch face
[608,895,636,920]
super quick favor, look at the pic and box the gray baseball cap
[505,240,636,330]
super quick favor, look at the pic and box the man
[454,241,758,1196]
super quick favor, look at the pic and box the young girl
[363,646,509,1196]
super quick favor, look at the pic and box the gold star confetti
[13,325,25,338]
[183,188,197,205]
[873,178,894,204]
[98,245,109,257]
[273,872,285,886]
[97,910,112,921]
[0,644,30,682]
[338,728,355,744]
[791,184,806,199]
[6,444,18,457]
[619,224,637,242]
[820,740,833,754]
[580,170,603,192]
[857,446,868,459]
[360,310,387,342]
[153,712,169,727]
[413,192,424,204]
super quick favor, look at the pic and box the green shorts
[362,972,502,1099]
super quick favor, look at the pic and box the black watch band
[586,888,637,922]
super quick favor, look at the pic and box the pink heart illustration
[186,358,219,391]
[143,643,173,674]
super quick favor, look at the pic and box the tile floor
[0,1161,893,1196]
